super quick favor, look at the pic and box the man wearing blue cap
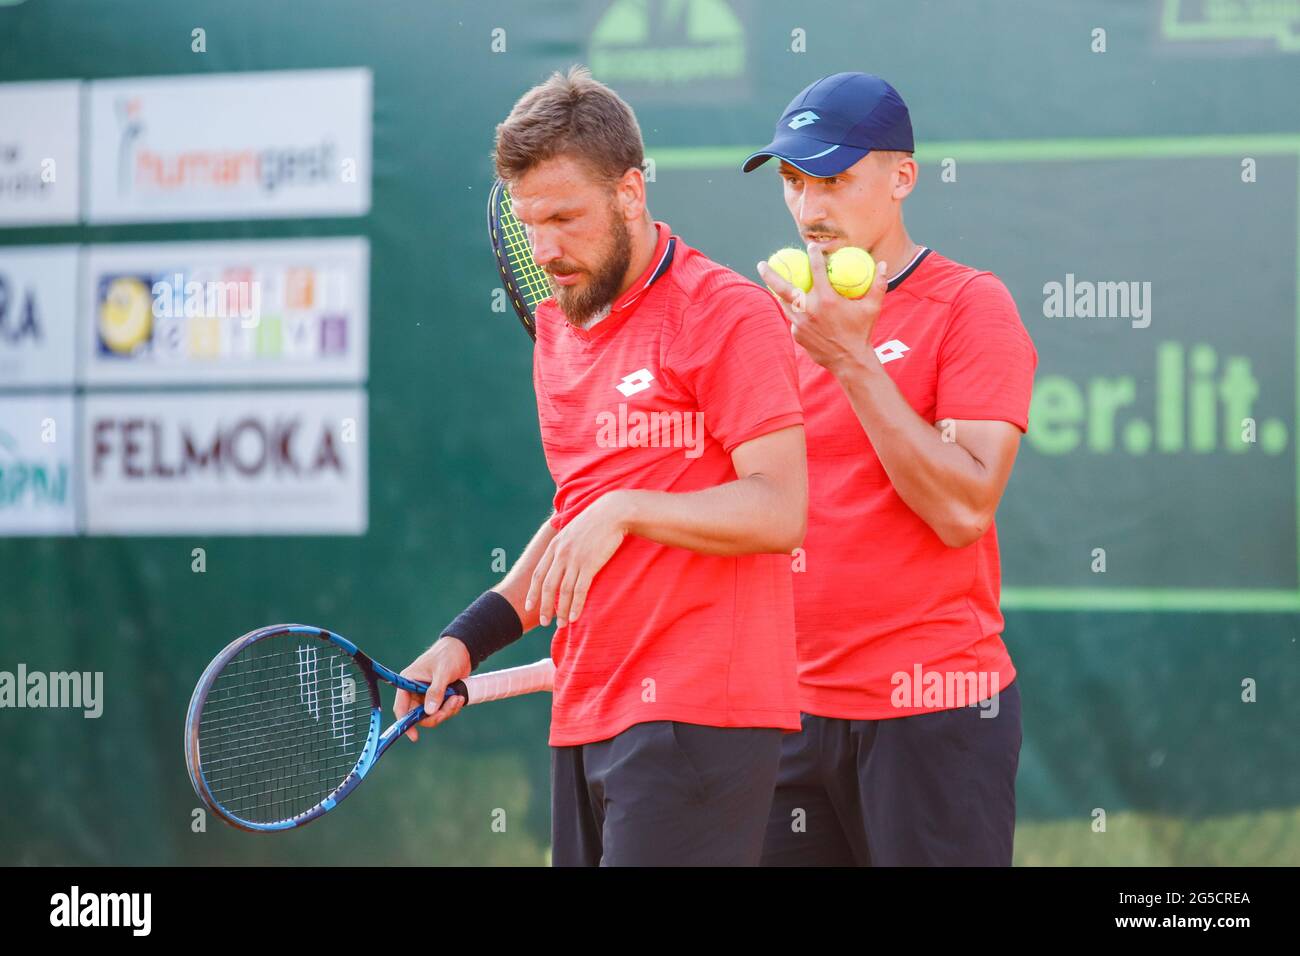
[746,73,1037,865]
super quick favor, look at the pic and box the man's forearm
[434,516,555,666]
[491,517,558,630]
[614,475,804,556]
[405,516,558,728]
[833,354,992,546]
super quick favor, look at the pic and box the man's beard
[548,212,633,327]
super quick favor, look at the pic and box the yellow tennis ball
[766,247,813,293]
[826,246,876,299]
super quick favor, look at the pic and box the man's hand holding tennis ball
[758,243,888,375]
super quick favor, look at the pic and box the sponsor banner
[86,69,371,223]
[1159,0,1300,55]
[83,389,367,535]
[0,245,79,388]
[0,394,77,536]
[81,237,368,386]
[651,145,1299,605]
[0,81,81,227]
[587,0,753,102]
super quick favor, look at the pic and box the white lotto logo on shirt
[875,339,910,364]
[615,367,654,397]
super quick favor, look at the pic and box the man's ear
[893,155,918,201]
[616,165,647,220]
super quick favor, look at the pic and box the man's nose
[796,191,827,234]
[530,228,561,268]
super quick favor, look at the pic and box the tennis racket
[185,623,555,832]
[487,178,551,340]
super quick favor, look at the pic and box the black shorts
[761,679,1022,866]
[551,720,783,866]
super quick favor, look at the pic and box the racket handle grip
[459,658,555,705]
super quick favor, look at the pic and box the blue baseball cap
[742,72,913,177]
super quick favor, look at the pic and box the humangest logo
[114,95,338,199]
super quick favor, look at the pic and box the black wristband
[442,590,524,669]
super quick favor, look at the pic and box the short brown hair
[493,65,644,185]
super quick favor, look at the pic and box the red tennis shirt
[534,223,804,747]
[795,249,1037,719]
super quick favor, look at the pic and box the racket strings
[496,189,551,311]
[197,637,373,825]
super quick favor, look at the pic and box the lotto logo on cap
[743,72,914,178]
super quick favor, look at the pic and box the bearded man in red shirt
[750,73,1037,866]
[397,67,808,866]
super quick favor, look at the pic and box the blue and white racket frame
[184,623,469,833]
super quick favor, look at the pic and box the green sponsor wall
[1,0,1297,864]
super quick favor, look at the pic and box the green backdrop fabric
[1,0,1297,864]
